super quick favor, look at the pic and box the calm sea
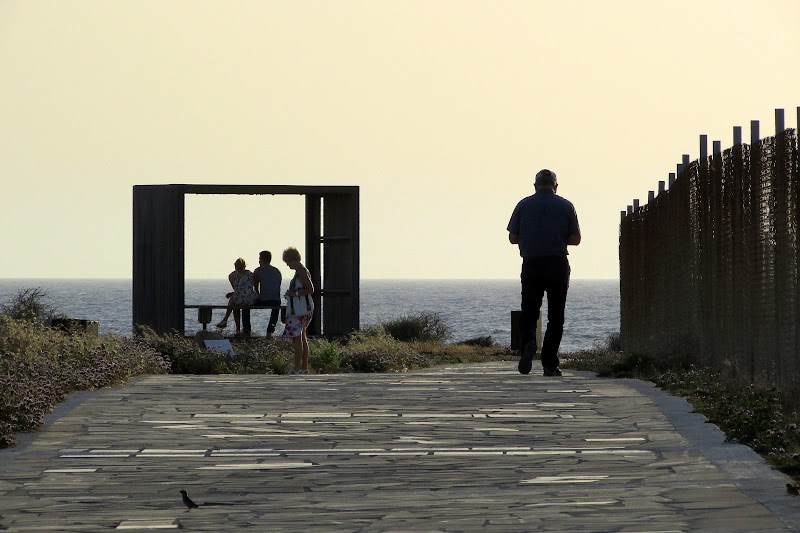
[0,279,619,352]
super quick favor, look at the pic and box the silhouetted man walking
[508,169,581,376]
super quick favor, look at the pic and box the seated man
[243,250,283,337]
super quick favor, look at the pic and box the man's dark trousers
[520,256,570,371]
[241,299,282,336]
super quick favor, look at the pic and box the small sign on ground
[203,339,234,356]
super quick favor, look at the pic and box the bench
[185,304,286,330]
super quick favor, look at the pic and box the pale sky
[1,0,799,281]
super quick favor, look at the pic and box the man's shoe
[543,366,562,377]
[518,341,535,374]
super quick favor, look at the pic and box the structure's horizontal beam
[174,184,359,196]
[320,289,351,295]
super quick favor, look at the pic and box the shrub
[137,327,229,374]
[380,312,452,342]
[310,339,341,374]
[229,337,294,374]
[605,332,622,352]
[340,329,426,372]
[1,287,59,323]
[456,335,496,347]
[410,339,514,364]
[562,347,697,379]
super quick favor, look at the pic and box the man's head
[534,168,558,190]
[259,250,272,264]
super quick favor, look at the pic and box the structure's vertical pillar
[132,185,185,334]
[305,194,322,336]
[350,188,360,332]
[321,189,360,336]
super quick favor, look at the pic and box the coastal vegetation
[0,315,171,447]
[0,288,510,448]
[379,312,452,342]
[561,334,800,480]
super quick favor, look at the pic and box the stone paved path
[1,362,799,532]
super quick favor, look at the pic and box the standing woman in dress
[216,257,257,334]
[281,247,314,374]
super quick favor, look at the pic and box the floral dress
[281,268,313,338]
[229,270,257,306]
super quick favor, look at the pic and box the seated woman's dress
[229,270,257,307]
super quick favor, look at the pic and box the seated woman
[216,257,257,334]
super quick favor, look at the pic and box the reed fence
[619,108,800,389]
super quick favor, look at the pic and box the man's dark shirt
[507,189,580,258]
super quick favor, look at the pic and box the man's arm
[509,232,519,245]
[567,203,581,246]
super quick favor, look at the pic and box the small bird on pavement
[180,490,201,511]
[786,483,799,496]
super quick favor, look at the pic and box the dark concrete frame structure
[133,185,359,337]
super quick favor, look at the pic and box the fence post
[648,191,655,203]
[751,120,760,147]
[633,199,640,211]
[734,126,742,146]
[749,119,760,382]
[627,205,633,215]
[713,141,721,158]
[775,108,785,134]
[669,172,676,187]
[620,210,626,223]
[659,181,665,194]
